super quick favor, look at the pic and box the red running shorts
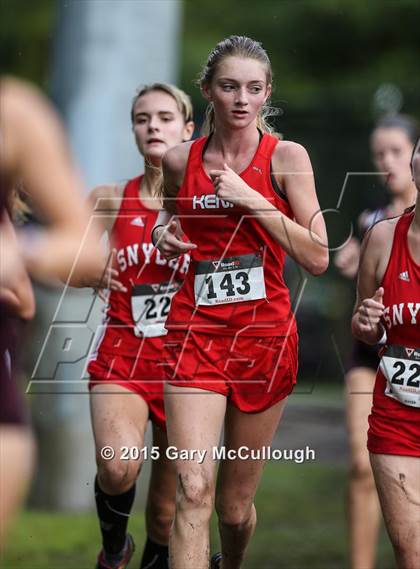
[163,330,298,413]
[88,352,166,431]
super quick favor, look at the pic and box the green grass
[244,462,393,569]
[2,462,394,569]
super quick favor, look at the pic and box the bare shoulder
[1,77,62,133]
[272,140,311,169]
[88,183,124,213]
[162,141,195,205]
[362,216,399,280]
[364,216,398,247]
[162,140,194,176]
[1,78,48,171]
[1,77,71,180]
[1,77,42,111]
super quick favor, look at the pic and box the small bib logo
[398,270,410,282]
[130,217,144,227]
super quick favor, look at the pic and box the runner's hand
[95,266,127,292]
[356,287,385,334]
[209,163,258,209]
[155,221,197,260]
[87,250,127,298]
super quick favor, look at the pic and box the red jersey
[94,176,190,359]
[368,210,420,455]
[380,211,420,348]
[165,133,297,337]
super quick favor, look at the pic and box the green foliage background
[181,0,420,212]
[2,0,419,374]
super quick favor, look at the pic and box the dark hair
[373,114,420,145]
[198,35,277,135]
[410,136,420,171]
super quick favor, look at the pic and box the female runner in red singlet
[352,137,420,569]
[153,36,329,569]
[335,115,418,569]
[79,84,194,569]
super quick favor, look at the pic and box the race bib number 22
[131,281,180,338]
[380,344,420,408]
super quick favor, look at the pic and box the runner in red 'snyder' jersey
[334,114,419,569]
[368,209,420,456]
[73,83,194,569]
[352,136,420,569]
[94,174,189,362]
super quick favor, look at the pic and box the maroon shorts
[163,331,298,413]
[0,311,29,425]
[88,352,166,431]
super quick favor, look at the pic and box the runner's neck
[209,122,261,163]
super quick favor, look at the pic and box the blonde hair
[131,84,194,212]
[131,82,193,125]
[198,35,278,136]
[8,184,30,223]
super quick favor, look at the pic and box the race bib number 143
[194,252,266,306]
[380,344,420,408]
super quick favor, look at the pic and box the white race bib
[194,252,266,306]
[380,344,420,408]
[131,281,180,338]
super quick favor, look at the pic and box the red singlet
[368,210,420,456]
[88,176,189,429]
[166,133,297,337]
[163,134,299,411]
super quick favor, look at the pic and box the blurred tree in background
[2,0,419,377]
[181,0,420,219]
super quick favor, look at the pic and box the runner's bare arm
[1,77,103,283]
[334,237,360,279]
[153,143,197,259]
[68,184,126,292]
[87,184,123,234]
[210,142,328,275]
[334,208,377,279]
[351,221,392,344]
